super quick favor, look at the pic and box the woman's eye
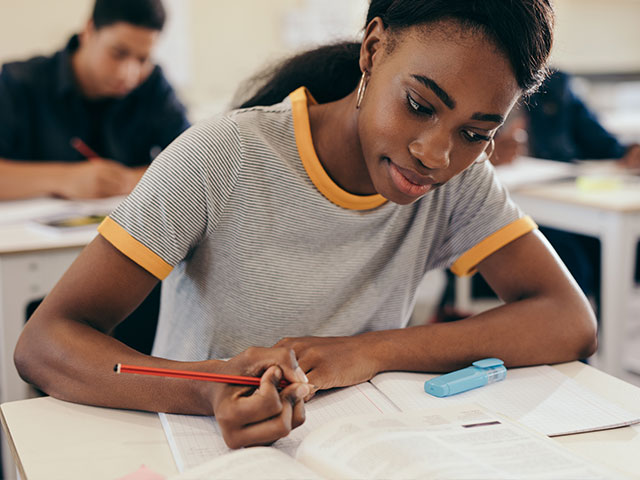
[462,130,491,143]
[406,94,433,116]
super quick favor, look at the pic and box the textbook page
[295,404,627,480]
[160,382,398,472]
[168,448,322,480]
[370,365,640,436]
[168,405,623,480]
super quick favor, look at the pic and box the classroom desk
[456,160,640,379]
[0,197,122,480]
[511,179,640,379]
[1,361,639,480]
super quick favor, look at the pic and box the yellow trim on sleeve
[450,216,537,277]
[97,217,173,280]
[289,87,387,211]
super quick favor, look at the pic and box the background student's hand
[56,158,144,199]
[619,144,640,169]
[489,117,528,166]
[272,335,381,399]
[209,346,311,449]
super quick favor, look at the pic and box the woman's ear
[359,17,387,74]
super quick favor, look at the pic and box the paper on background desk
[494,157,576,190]
[160,382,398,472]
[494,156,640,192]
[371,365,640,437]
[0,196,125,226]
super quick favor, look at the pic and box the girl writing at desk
[15,0,597,449]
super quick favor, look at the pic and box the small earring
[356,71,369,109]
[484,138,496,161]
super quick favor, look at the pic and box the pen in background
[70,137,100,159]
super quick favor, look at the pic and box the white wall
[0,0,91,61]
[184,0,367,116]
[552,0,640,73]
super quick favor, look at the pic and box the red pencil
[114,363,290,388]
[70,137,100,159]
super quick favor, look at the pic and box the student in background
[491,69,640,313]
[1,0,188,354]
[0,0,189,200]
[492,70,640,167]
[15,0,597,449]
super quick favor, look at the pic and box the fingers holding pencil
[210,348,311,448]
[217,366,308,449]
[114,347,313,449]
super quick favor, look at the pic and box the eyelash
[462,131,491,143]
[406,93,491,144]
[406,93,434,116]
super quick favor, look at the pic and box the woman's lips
[387,160,434,198]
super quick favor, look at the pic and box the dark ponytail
[237,0,554,108]
[236,42,361,108]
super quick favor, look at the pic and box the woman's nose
[408,132,451,170]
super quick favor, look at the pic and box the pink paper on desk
[117,465,166,480]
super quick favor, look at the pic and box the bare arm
[15,235,309,448]
[619,144,640,169]
[276,230,597,389]
[0,158,146,200]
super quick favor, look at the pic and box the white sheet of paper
[370,365,640,436]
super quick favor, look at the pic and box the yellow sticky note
[576,175,622,192]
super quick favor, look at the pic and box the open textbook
[160,365,639,474]
[168,404,626,480]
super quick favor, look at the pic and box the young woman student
[15,0,596,449]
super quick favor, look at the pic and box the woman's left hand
[272,335,381,398]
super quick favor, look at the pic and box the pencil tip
[114,364,119,373]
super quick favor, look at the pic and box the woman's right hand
[208,347,311,449]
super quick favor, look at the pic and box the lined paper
[370,365,640,437]
[160,382,398,472]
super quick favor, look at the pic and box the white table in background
[0,197,122,480]
[456,158,640,379]
[511,178,640,378]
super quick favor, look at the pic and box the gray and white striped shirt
[99,87,534,361]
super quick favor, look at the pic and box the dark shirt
[526,70,627,162]
[0,35,190,166]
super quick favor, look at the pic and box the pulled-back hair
[238,0,554,108]
[92,0,166,31]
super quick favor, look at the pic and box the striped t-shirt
[98,87,535,361]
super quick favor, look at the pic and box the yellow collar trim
[289,87,387,211]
